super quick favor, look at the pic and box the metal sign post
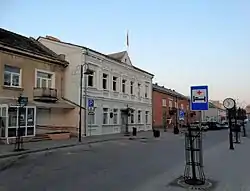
[183,85,209,186]
[87,98,95,137]
[14,95,28,152]
[223,98,235,150]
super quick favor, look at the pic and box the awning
[0,98,75,109]
[32,100,75,109]
[0,98,35,106]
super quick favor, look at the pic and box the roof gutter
[153,87,189,100]
[0,44,68,67]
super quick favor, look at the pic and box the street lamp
[78,63,92,142]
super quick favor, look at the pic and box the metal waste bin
[153,129,160,138]
[132,127,137,136]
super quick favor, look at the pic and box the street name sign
[191,85,208,111]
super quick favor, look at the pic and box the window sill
[102,124,110,126]
[88,124,98,127]
[88,86,97,90]
[2,85,24,91]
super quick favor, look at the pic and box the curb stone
[0,136,131,160]
[0,135,148,171]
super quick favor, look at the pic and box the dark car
[207,122,221,130]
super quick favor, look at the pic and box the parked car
[207,122,221,130]
[220,122,229,129]
[189,122,208,131]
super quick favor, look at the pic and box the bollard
[132,127,137,136]
[153,129,160,138]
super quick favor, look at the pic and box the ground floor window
[0,105,36,138]
[103,108,109,124]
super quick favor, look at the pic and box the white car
[221,122,229,128]
[201,122,209,131]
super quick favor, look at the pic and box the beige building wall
[0,51,77,133]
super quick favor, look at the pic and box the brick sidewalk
[0,131,157,159]
[134,136,250,191]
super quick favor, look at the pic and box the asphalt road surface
[0,130,229,191]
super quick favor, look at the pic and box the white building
[38,36,154,136]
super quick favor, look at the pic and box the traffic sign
[88,98,94,108]
[191,86,208,111]
[17,96,28,107]
[179,110,185,120]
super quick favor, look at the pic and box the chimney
[58,54,66,60]
[155,83,158,85]
[46,35,61,42]
[173,89,175,92]
[161,86,164,88]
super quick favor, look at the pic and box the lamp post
[78,62,92,142]
[175,96,178,129]
[173,95,180,134]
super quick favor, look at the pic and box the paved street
[0,130,232,191]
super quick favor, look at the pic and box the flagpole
[126,30,129,53]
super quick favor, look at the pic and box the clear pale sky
[1,0,250,105]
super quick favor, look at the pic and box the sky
[1,0,250,106]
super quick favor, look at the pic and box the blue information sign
[88,98,94,108]
[179,110,185,120]
[191,85,208,111]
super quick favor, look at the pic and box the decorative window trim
[35,69,55,88]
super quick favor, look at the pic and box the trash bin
[153,129,160,138]
[132,127,137,136]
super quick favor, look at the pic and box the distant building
[152,83,197,129]
[245,105,250,119]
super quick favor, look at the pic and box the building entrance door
[120,111,128,133]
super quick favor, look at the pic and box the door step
[28,134,52,142]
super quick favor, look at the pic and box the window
[138,110,141,123]
[102,74,108,90]
[88,112,95,124]
[138,83,141,97]
[122,79,126,93]
[175,101,177,108]
[145,111,149,124]
[145,84,148,98]
[162,99,167,107]
[88,71,94,87]
[113,109,118,124]
[169,100,173,108]
[4,65,21,87]
[103,108,108,124]
[6,106,36,138]
[130,81,134,95]
[130,110,134,124]
[36,71,53,88]
[113,76,117,91]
